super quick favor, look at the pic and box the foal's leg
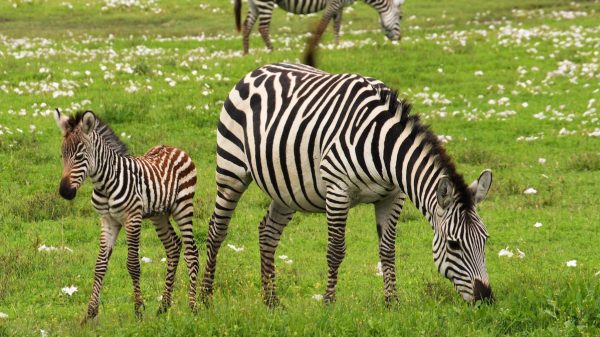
[151,215,182,315]
[259,201,295,307]
[82,215,121,324]
[172,195,199,312]
[125,213,145,319]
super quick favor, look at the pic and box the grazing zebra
[235,0,403,55]
[200,63,493,306]
[54,110,199,322]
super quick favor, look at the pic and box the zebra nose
[473,279,494,303]
[59,178,77,200]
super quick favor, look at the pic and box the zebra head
[54,110,97,200]
[378,0,403,41]
[433,169,493,303]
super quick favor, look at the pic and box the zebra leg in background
[82,216,121,324]
[374,192,406,306]
[124,214,145,319]
[259,201,295,307]
[323,189,350,303]
[303,0,344,66]
[151,215,181,315]
[200,177,250,304]
[172,196,200,312]
[257,1,275,52]
[242,2,258,54]
[333,9,343,45]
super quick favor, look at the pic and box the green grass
[1,0,599,336]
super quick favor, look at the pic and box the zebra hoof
[156,304,170,316]
[135,303,146,320]
[385,294,400,309]
[189,302,199,314]
[323,293,336,305]
[263,295,280,309]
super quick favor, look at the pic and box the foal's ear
[81,111,97,135]
[468,169,493,204]
[54,108,70,136]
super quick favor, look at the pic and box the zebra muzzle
[59,177,77,200]
[473,279,494,303]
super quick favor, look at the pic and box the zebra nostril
[59,178,77,200]
[473,279,494,303]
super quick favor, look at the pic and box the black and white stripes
[235,0,403,54]
[201,63,494,305]
[55,110,199,322]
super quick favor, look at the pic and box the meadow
[0,0,599,335]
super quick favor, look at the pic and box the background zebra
[54,110,199,322]
[201,63,493,306]
[235,0,403,55]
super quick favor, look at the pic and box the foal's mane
[67,111,129,156]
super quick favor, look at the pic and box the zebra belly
[275,0,327,14]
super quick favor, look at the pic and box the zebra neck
[390,132,443,224]
[88,135,132,193]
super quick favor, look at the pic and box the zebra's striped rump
[55,110,200,321]
[202,63,493,306]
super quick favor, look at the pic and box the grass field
[0,0,599,336]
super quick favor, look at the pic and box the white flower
[474,70,484,76]
[278,255,289,260]
[437,135,453,143]
[538,158,546,165]
[498,247,514,258]
[521,102,529,108]
[40,330,48,337]
[595,271,600,277]
[375,261,384,276]
[517,248,525,259]
[161,257,167,262]
[311,294,323,301]
[61,285,78,296]
[523,187,537,194]
[227,244,244,252]
[38,244,58,252]
[566,260,577,267]
[141,257,152,263]
[285,259,293,265]
[533,222,543,228]
[0,312,7,319]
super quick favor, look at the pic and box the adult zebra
[201,63,494,306]
[54,110,199,322]
[235,0,403,55]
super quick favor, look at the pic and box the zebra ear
[81,111,96,135]
[436,176,454,210]
[54,108,70,136]
[469,169,492,204]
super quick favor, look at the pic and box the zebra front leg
[259,202,295,308]
[172,197,200,313]
[257,2,275,52]
[323,190,350,303]
[152,216,181,315]
[82,216,121,325]
[375,193,405,306]
[201,179,249,304]
[125,214,145,319]
[332,10,343,46]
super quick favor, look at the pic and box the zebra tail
[234,0,242,32]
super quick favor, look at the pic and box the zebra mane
[67,111,129,156]
[385,91,474,210]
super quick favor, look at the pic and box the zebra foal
[201,63,493,306]
[235,0,403,55]
[54,110,199,322]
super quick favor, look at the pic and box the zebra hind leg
[242,9,257,54]
[323,189,350,304]
[172,196,200,313]
[333,10,343,46]
[151,215,182,315]
[259,202,295,308]
[200,176,250,305]
[374,193,405,306]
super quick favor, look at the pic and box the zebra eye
[74,153,84,160]
[448,240,461,250]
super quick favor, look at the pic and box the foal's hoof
[385,294,400,309]
[156,304,170,316]
[323,293,336,305]
[263,295,280,309]
[189,302,199,314]
[80,315,96,327]
[135,303,146,320]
